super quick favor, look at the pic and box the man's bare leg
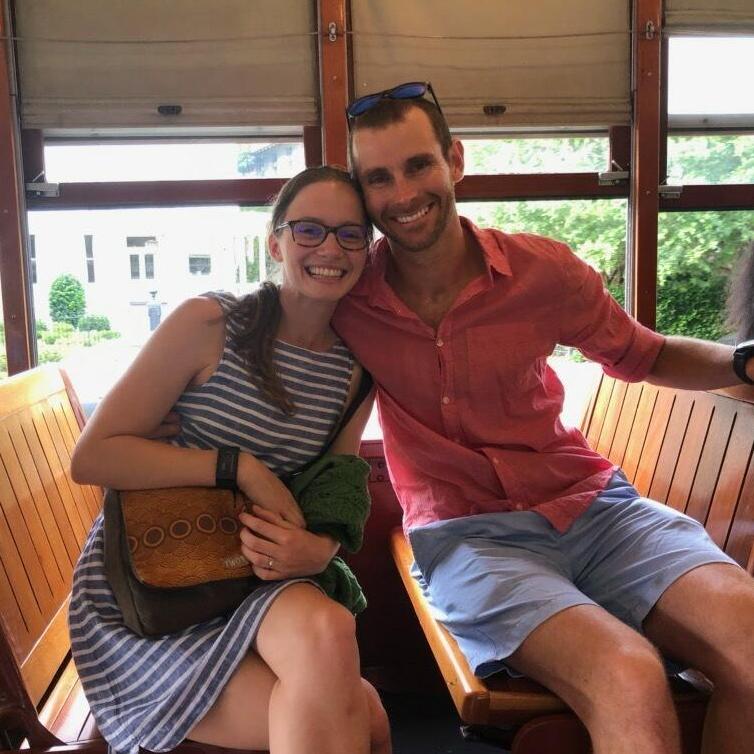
[643,563,754,754]
[506,604,681,754]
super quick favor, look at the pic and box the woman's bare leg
[188,583,391,753]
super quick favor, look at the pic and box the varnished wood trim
[0,0,33,374]
[317,0,349,166]
[629,0,663,328]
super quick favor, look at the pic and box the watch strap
[733,339,754,385]
[215,446,240,489]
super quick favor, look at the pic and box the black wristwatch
[733,339,754,385]
[215,446,240,489]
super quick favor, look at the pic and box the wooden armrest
[389,528,567,726]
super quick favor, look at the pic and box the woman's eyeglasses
[275,220,371,251]
[346,81,443,120]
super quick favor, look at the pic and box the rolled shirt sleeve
[558,243,665,383]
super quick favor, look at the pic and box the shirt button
[436,338,444,347]
[514,503,524,511]
[442,396,450,405]
[493,457,500,465]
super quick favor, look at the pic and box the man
[332,82,754,754]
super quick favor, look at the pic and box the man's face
[351,107,464,254]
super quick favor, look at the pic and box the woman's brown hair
[227,166,368,413]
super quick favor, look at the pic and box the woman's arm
[329,362,376,455]
[239,362,376,578]
[71,297,224,489]
[72,296,306,525]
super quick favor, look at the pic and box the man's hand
[239,505,339,580]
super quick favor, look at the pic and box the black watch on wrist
[215,446,240,489]
[733,339,754,385]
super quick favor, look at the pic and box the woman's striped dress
[68,291,356,754]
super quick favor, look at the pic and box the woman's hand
[239,505,339,580]
[237,453,305,528]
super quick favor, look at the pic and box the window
[668,37,754,126]
[84,234,95,282]
[27,205,273,407]
[657,210,754,342]
[189,255,212,276]
[44,141,306,183]
[130,254,140,279]
[462,135,609,175]
[29,234,37,285]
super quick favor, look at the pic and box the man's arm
[646,336,754,390]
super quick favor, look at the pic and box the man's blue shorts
[408,470,739,678]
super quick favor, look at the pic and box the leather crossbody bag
[104,370,373,637]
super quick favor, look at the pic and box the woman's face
[269,180,369,302]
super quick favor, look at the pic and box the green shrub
[42,333,57,345]
[0,353,6,373]
[38,349,62,364]
[52,322,74,338]
[36,319,48,333]
[49,274,86,327]
[78,314,111,332]
[101,330,121,340]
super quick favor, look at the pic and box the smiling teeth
[396,205,430,224]
[307,266,344,278]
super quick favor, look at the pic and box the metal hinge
[327,22,338,42]
[598,170,629,186]
[25,182,59,197]
[658,184,683,199]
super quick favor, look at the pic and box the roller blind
[351,0,631,129]
[14,1,318,131]
[665,1,754,35]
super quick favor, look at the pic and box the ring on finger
[267,557,274,570]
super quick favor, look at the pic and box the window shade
[350,0,631,129]
[14,1,318,131]
[665,2,754,35]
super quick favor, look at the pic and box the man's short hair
[348,97,453,171]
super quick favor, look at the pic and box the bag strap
[324,367,374,453]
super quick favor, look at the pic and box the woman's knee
[284,595,359,670]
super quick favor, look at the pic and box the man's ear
[448,138,465,184]
[268,232,283,262]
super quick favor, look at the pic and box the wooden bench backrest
[581,376,754,568]
[0,366,100,706]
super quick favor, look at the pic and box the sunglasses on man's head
[346,81,443,120]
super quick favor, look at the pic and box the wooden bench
[0,366,264,754]
[390,375,754,754]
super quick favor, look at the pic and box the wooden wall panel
[620,385,658,484]
[666,401,714,513]
[595,380,627,458]
[605,382,644,469]
[632,387,675,497]
[685,403,736,525]
[584,377,617,449]
[648,392,694,504]
[705,415,754,550]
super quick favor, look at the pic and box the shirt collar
[348,216,513,311]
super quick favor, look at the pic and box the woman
[69,166,390,754]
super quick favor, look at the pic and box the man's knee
[582,642,673,720]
